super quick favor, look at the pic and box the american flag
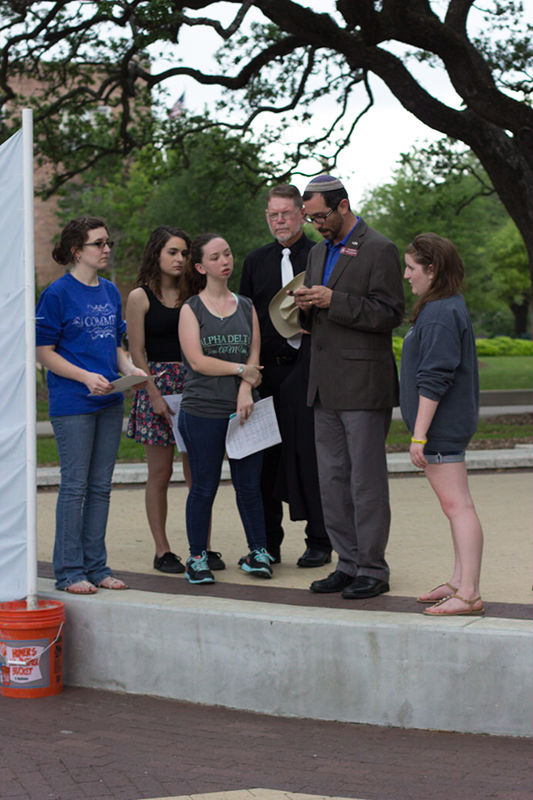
[168,92,185,119]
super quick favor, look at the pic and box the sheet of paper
[225,395,281,459]
[88,374,147,396]
[162,394,187,452]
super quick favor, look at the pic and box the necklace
[205,292,233,320]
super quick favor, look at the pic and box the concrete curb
[39,578,533,737]
[36,445,533,487]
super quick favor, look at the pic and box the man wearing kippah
[293,174,404,598]
[240,184,332,567]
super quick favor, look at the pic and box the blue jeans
[178,410,266,556]
[51,402,123,589]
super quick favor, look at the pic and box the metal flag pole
[22,108,38,610]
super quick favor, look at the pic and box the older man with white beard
[240,184,331,567]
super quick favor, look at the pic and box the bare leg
[145,444,175,557]
[423,461,484,613]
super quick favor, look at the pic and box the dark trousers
[259,362,291,553]
[179,410,266,557]
[261,358,331,555]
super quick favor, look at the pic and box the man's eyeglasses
[84,240,114,250]
[304,205,338,225]
[266,211,299,222]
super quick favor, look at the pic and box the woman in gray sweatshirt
[400,233,484,617]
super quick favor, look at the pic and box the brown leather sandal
[423,594,484,617]
[417,582,458,604]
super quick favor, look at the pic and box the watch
[237,364,244,375]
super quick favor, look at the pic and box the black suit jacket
[240,233,315,362]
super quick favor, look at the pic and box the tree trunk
[510,296,531,338]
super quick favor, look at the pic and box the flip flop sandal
[98,576,128,590]
[423,594,484,617]
[417,582,458,604]
[62,580,97,595]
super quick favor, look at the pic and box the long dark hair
[135,225,191,301]
[52,216,107,265]
[179,233,223,303]
[406,233,465,322]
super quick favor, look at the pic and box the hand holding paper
[225,396,281,459]
[88,373,147,396]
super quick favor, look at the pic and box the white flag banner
[0,128,27,601]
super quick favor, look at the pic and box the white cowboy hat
[268,271,306,339]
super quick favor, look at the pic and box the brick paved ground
[1,687,530,800]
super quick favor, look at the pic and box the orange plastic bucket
[0,598,65,698]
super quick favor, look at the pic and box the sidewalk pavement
[38,470,532,607]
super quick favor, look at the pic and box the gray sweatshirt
[400,295,479,451]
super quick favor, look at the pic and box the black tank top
[142,286,181,361]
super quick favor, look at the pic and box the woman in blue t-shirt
[177,233,273,584]
[36,216,145,594]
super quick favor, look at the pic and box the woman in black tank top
[126,227,224,575]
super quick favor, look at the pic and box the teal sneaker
[185,552,215,584]
[238,548,274,578]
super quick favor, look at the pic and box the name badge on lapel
[340,246,359,257]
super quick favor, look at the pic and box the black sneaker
[185,552,215,584]
[153,551,185,574]
[206,550,226,571]
[238,548,274,578]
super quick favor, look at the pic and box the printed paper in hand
[225,396,281,459]
[162,394,187,452]
[88,374,147,396]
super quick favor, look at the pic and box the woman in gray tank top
[178,233,275,584]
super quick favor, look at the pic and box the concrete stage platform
[36,469,532,738]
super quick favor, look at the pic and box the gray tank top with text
[180,293,257,418]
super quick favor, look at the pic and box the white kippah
[304,174,345,193]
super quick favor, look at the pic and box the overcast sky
[150,1,525,206]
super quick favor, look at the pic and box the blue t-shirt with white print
[36,272,126,416]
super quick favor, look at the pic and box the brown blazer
[302,218,404,410]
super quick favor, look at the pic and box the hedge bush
[393,335,533,358]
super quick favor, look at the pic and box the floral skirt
[127,361,186,446]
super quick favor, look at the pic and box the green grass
[477,356,533,390]
[37,433,146,466]
[37,417,530,465]
[386,417,530,448]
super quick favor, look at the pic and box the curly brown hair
[406,233,465,322]
[135,226,191,301]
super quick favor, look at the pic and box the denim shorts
[424,449,465,464]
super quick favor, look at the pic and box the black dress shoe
[310,570,353,593]
[341,576,390,599]
[297,548,332,568]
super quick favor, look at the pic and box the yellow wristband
[411,437,427,445]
